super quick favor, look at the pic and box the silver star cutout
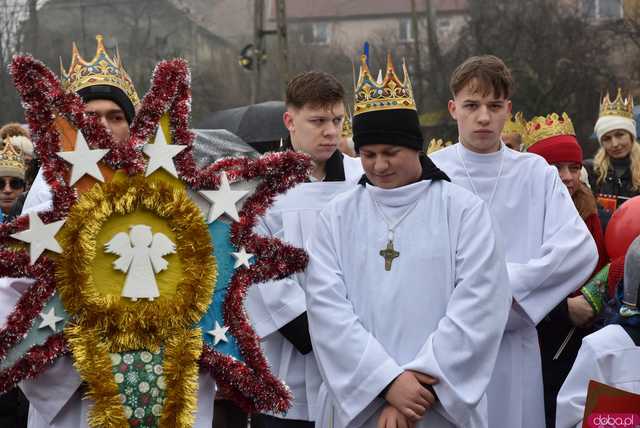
[11,212,65,264]
[56,130,109,185]
[38,307,64,332]
[143,126,187,178]
[198,172,248,223]
[207,321,230,346]
[231,247,254,269]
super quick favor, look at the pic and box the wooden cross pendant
[379,240,399,271]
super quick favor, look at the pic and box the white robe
[430,143,599,428]
[556,324,640,428]
[0,168,216,428]
[305,179,511,428]
[246,156,362,421]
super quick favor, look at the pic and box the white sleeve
[19,356,83,425]
[556,340,602,428]
[508,168,598,325]
[305,211,404,424]
[245,211,306,338]
[22,168,53,215]
[403,199,511,426]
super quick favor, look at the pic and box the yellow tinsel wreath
[56,173,215,351]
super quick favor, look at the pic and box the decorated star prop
[10,212,65,264]
[199,171,249,223]
[0,55,311,427]
[38,307,64,332]
[232,247,254,269]
[207,321,230,346]
[56,130,110,185]
[143,125,187,178]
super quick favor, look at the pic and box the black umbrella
[191,129,259,168]
[197,101,288,152]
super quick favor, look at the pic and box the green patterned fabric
[581,264,610,315]
[110,349,166,427]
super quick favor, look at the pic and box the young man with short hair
[246,71,362,428]
[430,55,598,428]
[304,53,511,428]
[280,71,362,182]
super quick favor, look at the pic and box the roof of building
[281,0,467,20]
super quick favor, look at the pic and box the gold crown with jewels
[426,138,453,155]
[353,53,416,116]
[599,88,634,119]
[341,112,353,137]
[60,35,140,106]
[0,139,25,178]
[525,112,575,149]
[502,112,527,136]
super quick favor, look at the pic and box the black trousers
[213,400,248,428]
[0,388,28,428]
[251,414,314,428]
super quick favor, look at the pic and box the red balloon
[605,195,640,260]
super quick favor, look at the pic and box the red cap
[527,135,583,165]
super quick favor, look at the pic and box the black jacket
[587,157,639,201]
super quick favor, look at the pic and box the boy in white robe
[430,55,599,428]
[304,52,511,428]
[246,71,362,427]
[556,236,640,428]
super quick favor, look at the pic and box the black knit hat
[77,85,136,124]
[353,108,423,152]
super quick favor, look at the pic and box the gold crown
[341,112,352,137]
[525,113,575,149]
[61,35,140,106]
[354,53,416,116]
[426,138,454,155]
[502,112,527,136]
[0,139,25,178]
[599,88,634,119]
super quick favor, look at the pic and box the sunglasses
[0,178,25,190]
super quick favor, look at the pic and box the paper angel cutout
[105,225,176,301]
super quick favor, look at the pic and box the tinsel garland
[56,174,215,351]
[0,333,67,394]
[158,328,202,427]
[200,345,290,414]
[0,54,313,416]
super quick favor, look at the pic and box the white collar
[365,180,429,207]
[456,141,506,164]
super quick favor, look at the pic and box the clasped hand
[378,370,438,427]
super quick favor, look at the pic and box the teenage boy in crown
[23,35,137,215]
[430,55,598,428]
[304,52,511,428]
